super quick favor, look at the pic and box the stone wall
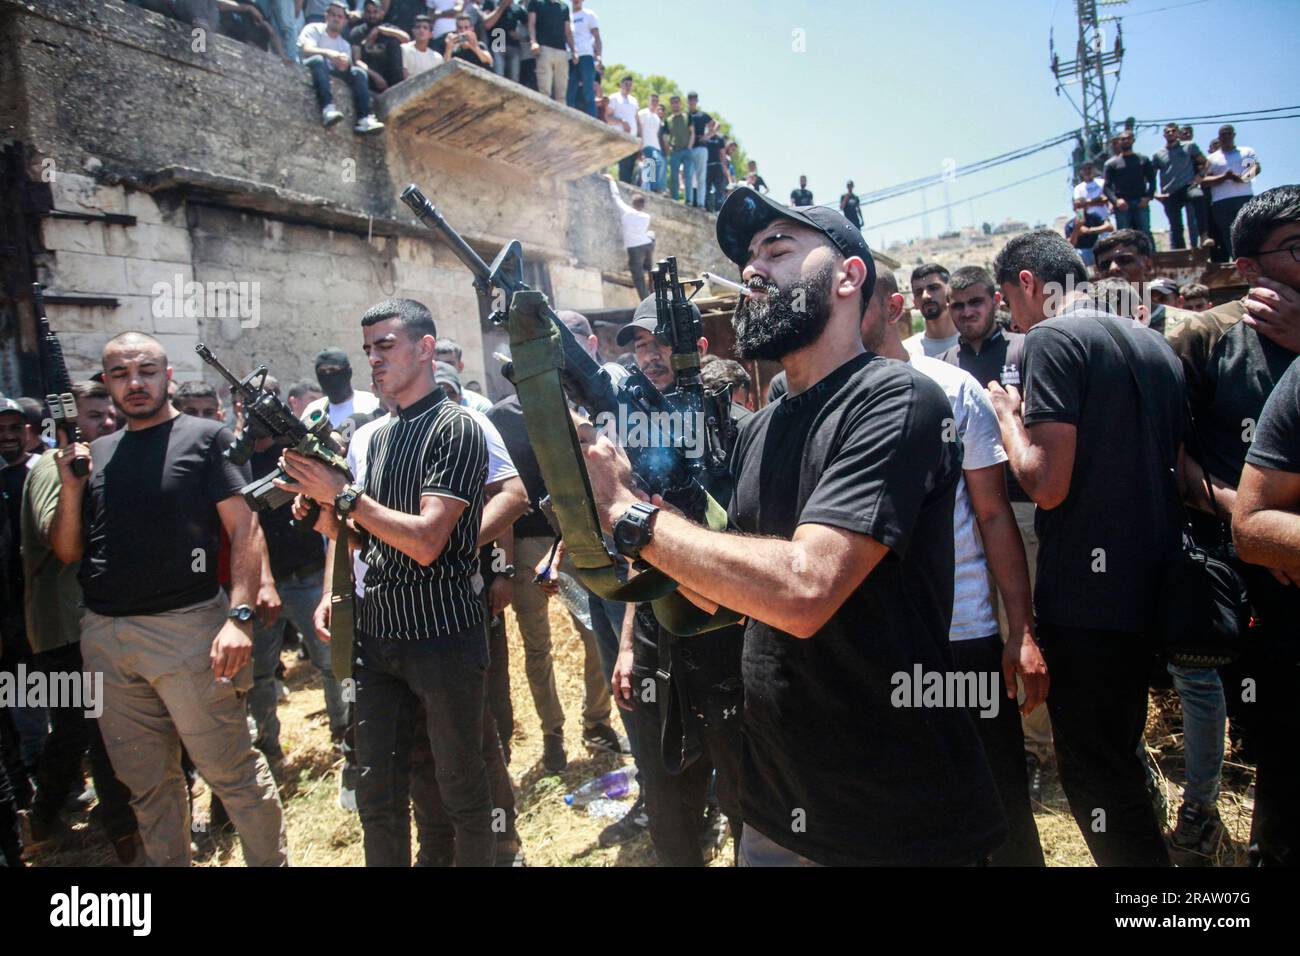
[2,0,734,399]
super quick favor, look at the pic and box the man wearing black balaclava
[302,347,380,428]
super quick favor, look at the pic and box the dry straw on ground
[27,605,1254,867]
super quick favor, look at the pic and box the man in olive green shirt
[18,380,137,861]
[664,93,695,204]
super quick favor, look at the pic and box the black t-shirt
[1246,355,1300,474]
[484,0,526,47]
[1021,308,1186,632]
[384,0,425,32]
[528,0,569,49]
[1064,209,1109,250]
[687,110,712,141]
[250,448,325,580]
[703,134,726,168]
[728,352,1005,866]
[789,187,813,207]
[80,414,248,616]
[840,192,862,227]
[940,329,1030,503]
[486,395,551,540]
[348,21,405,87]
[1169,300,1299,488]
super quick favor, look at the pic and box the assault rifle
[399,184,720,517]
[194,344,351,524]
[33,284,88,476]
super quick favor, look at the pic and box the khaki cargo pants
[80,592,287,866]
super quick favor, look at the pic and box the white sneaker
[353,114,385,135]
[321,105,344,127]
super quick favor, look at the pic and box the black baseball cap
[715,186,876,302]
[314,347,350,369]
[0,397,24,419]
[615,295,702,347]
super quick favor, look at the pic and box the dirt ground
[25,599,1256,867]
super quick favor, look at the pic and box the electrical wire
[863,165,1073,232]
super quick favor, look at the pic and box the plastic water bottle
[555,571,594,631]
[564,766,638,807]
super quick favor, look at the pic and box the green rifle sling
[329,521,356,681]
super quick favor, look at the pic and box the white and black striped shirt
[356,388,488,640]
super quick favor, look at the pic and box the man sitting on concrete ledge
[298,1,385,135]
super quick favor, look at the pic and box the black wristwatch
[334,481,364,515]
[227,604,255,624]
[612,502,660,560]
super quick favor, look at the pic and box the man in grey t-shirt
[1152,123,1205,250]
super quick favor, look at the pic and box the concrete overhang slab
[377,59,640,180]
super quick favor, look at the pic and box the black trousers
[0,736,19,865]
[410,697,516,866]
[1037,623,1170,866]
[618,152,639,184]
[353,626,494,867]
[1159,186,1192,249]
[627,242,654,301]
[949,635,1045,866]
[629,625,744,867]
[30,643,137,839]
[1211,196,1251,261]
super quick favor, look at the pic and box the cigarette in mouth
[702,272,754,297]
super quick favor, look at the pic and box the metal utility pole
[1051,0,1126,172]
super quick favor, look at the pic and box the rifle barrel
[400,185,493,281]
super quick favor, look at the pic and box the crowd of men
[1067,122,1260,263]
[2,152,1297,866]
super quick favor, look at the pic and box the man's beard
[116,390,170,421]
[732,265,834,362]
[921,302,945,321]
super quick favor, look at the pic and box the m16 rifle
[650,256,735,497]
[194,344,351,524]
[399,184,716,517]
[33,283,88,476]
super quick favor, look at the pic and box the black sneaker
[582,723,628,756]
[1168,800,1225,865]
[542,733,567,774]
[1025,753,1044,803]
[598,794,648,848]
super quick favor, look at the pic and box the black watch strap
[613,501,659,560]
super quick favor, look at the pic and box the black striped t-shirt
[357,388,488,640]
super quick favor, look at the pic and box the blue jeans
[1114,201,1152,240]
[669,148,691,201]
[642,146,666,192]
[250,568,345,755]
[586,591,643,773]
[353,625,494,866]
[266,0,299,62]
[1168,663,1225,807]
[303,54,370,116]
[566,54,596,116]
[689,146,708,206]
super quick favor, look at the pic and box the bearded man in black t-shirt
[48,332,286,867]
[582,187,1007,866]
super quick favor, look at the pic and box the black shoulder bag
[1095,317,1251,667]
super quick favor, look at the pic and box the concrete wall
[4,0,735,399]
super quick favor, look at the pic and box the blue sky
[594,0,1300,249]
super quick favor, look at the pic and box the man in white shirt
[637,92,665,193]
[607,75,640,185]
[302,347,381,428]
[1202,124,1261,260]
[434,338,494,412]
[297,1,385,134]
[402,15,444,79]
[870,270,1049,867]
[903,263,960,359]
[566,0,601,116]
[1072,161,1109,217]
[606,175,654,299]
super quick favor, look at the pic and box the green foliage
[602,62,749,181]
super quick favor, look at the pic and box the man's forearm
[639,512,835,636]
[478,477,529,547]
[50,484,85,565]
[1234,508,1300,576]
[997,414,1053,505]
[352,493,455,566]
[976,508,1034,637]
[227,517,263,608]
